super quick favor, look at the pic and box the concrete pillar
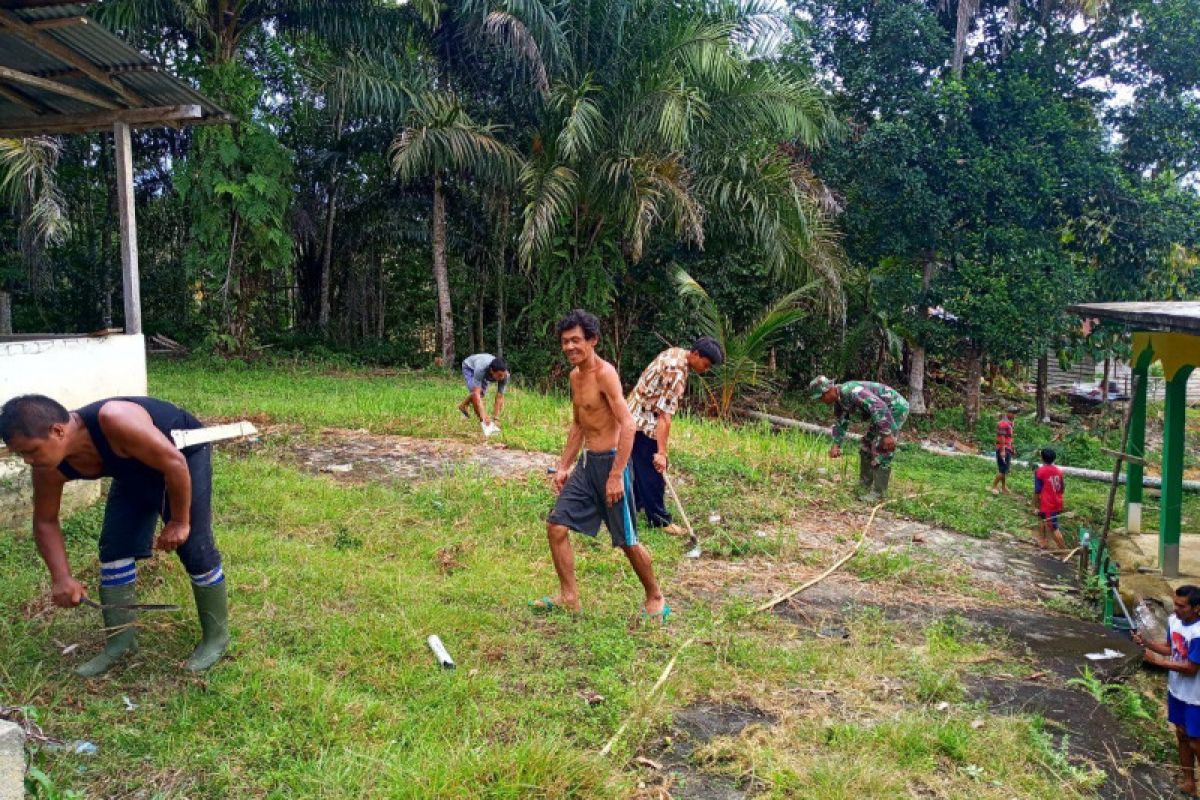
[1126,367,1148,533]
[114,121,141,335]
[1160,367,1193,578]
[0,719,25,800]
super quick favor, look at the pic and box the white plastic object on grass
[482,421,501,437]
[427,635,456,669]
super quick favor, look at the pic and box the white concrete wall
[0,334,147,528]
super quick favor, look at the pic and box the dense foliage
[1,0,1197,407]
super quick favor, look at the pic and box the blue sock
[99,558,137,587]
[189,564,225,587]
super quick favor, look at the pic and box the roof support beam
[30,16,88,31]
[0,103,202,135]
[0,64,118,109]
[114,120,141,336]
[0,9,144,106]
[0,81,49,114]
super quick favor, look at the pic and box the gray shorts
[548,450,639,547]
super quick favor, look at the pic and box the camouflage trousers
[859,398,909,468]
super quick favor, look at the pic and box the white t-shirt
[1167,614,1200,704]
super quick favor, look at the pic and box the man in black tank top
[0,394,229,676]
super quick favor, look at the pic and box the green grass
[0,357,1181,797]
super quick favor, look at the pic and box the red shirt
[996,419,1013,453]
[1035,464,1065,514]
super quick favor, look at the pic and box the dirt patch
[265,428,555,484]
[641,702,778,800]
[964,675,1174,800]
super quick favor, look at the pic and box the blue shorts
[462,364,486,395]
[1168,693,1200,737]
[1038,511,1060,531]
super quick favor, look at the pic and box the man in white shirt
[1135,584,1200,796]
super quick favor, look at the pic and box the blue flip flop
[642,604,671,624]
[529,596,560,613]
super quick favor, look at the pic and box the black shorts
[1038,511,1060,531]
[547,450,638,548]
[98,445,220,575]
[996,450,1012,475]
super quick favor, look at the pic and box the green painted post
[1125,367,1148,533]
[1160,367,1193,578]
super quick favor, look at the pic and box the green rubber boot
[858,452,873,494]
[869,465,892,502]
[75,583,138,678]
[186,580,229,672]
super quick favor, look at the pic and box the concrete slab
[1110,532,1200,606]
[0,719,24,800]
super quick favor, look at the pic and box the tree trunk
[317,180,340,333]
[317,106,346,335]
[476,280,485,354]
[496,256,505,355]
[0,290,12,335]
[907,257,935,415]
[432,174,455,367]
[1101,356,1111,407]
[963,344,983,430]
[1037,353,1050,423]
[952,0,980,78]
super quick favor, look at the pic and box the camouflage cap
[808,375,835,399]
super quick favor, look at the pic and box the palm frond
[518,161,578,268]
[484,11,550,96]
[0,136,69,246]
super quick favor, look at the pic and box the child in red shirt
[991,408,1016,495]
[1034,447,1066,549]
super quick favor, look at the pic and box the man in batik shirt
[626,337,724,531]
[809,376,909,501]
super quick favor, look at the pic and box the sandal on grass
[529,596,562,613]
[642,604,671,624]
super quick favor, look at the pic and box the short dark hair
[1041,448,1057,464]
[1177,585,1200,607]
[0,394,70,444]
[489,356,508,373]
[691,336,724,367]
[556,309,600,341]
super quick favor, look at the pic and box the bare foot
[990,488,1000,496]
[643,595,666,616]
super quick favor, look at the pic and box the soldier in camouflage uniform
[808,376,909,500]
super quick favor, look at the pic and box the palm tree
[675,268,813,420]
[519,0,846,315]
[390,93,523,366]
[0,136,69,335]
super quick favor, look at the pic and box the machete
[79,596,180,612]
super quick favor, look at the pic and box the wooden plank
[30,16,87,30]
[0,81,48,114]
[114,120,140,335]
[0,0,97,8]
[0,103,202,135]
[1100,447,1149,467]
[170,422,259,450]
[0,9,143,106]
[0,63,117,109]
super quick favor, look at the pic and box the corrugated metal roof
[0,2,229,134]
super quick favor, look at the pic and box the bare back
[570,358,627,451]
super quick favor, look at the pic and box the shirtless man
[534,309,668,621]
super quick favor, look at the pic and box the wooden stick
[599,635,695,757]
[663,472,697,552]
[754,502,882,613]
[1094,373,1140,579]
[1100,448,1149,467]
